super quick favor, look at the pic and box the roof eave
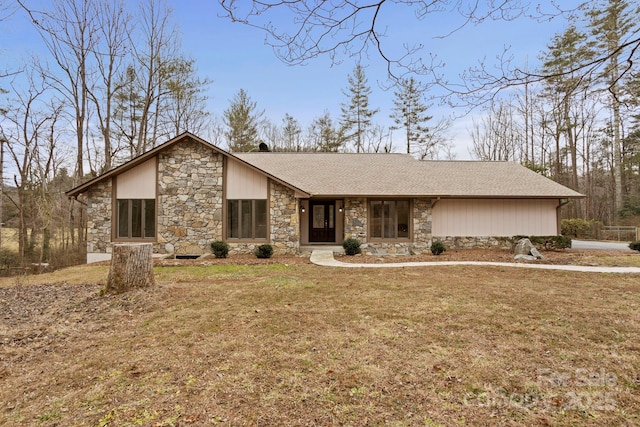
[65,132,310,199]
[302,193,585,199]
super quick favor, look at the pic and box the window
[370,200,410,239]
[227,199,267,239]
[117,199,156,239]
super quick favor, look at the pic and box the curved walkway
[309,250,640,274]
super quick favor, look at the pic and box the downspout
[556,199,570,235]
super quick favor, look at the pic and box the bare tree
[88,0,131,172]
[470,100,522,161]
[20,0,97,181]
[129,0,180,155]
[0,73,62,261]
[364,124,392,153]
[0,0,19,78]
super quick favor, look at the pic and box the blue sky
[2,1,580,158]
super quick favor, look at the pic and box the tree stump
[107,243,156,294]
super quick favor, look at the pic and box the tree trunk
[107,243,155,294]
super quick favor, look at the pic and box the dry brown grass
[1,261,639,426]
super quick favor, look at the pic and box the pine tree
[540,24,592,217]
[308,111,344,152]
[586,0,640,218]
[390,77,432,155]
[282,113,302,151]
[223,89,263,152]
[340,64,379,153]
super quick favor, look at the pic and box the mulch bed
[337,248,637,266]
[145,249,638,267]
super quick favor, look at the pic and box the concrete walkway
[309,250,640,274]
[571,239,633,251]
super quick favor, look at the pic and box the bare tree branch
[218,1,640,106]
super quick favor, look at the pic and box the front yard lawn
[1,263,639,426]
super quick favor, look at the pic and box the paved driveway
[571,239,633,251]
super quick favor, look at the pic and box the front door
[309,201,336,242]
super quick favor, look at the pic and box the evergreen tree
[390,77,432,155]
[340,64,378,153]
[586,0,640,217]
[308,111,344,152]
[113,65,145,161]
[540,24,592,214]
[223,88,263,152]
[282,113,302,151]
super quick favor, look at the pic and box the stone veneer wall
[411,198,433,253]
[269,181,299,255]
[344,197,434,255]
[86,179,112,254]
[434,236,514,250]
[344,198,367,242]
[156,140,224,255]
[227,181,299,255]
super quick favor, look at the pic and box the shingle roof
[235,152,583,198]
[66,132,583,199]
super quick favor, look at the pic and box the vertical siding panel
[432,198,559,237]
[467,200,473,234]
[494,199,502,235]
[226,158,268,199]
[117,158,157,199]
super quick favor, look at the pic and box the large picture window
[117,199,156,239]
[370,200,410,239]
[227,199,267,239]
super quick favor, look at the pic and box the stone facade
[435,236,515,250]
[344,198,367,242]
[411,198,433,254]
[269,181,299,254]
[86,179,112,254]
[344,197,434,255]
[226,181,299,255]
[84,139,518,258]
[156,140,224,255]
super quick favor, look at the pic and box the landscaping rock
[515,238,534,255]
[530,247,544,259]
[514,238,544,260]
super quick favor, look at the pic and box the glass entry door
[309,201,336,242]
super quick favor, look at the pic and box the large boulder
[514,238,543,260]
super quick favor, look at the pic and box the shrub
[0,248,21,270]
[255,244,274,259]
[210,241,229,258]
[342,237,361,256]
[431,241,446,256]
[561,218,602,239]
[47,246,86,269]
[523,235,572,250]
[630,241,640,252]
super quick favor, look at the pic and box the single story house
[66,132,583,260]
